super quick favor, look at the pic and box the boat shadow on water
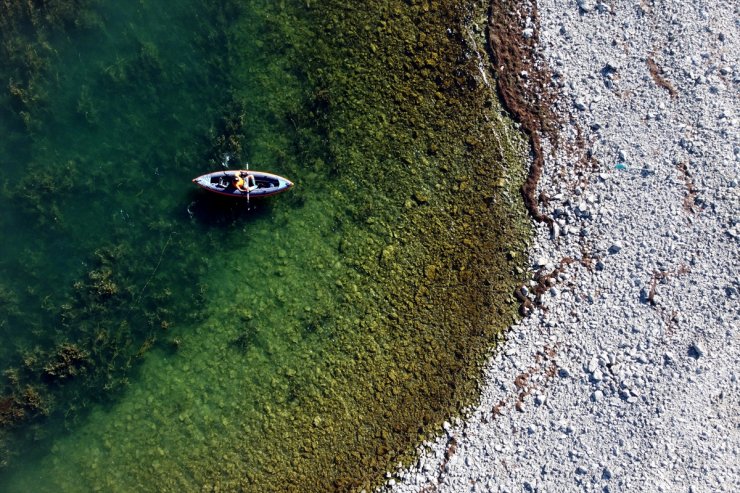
[183,189,275,229]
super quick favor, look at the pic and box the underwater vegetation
[0,0,532,491]
[144,1,532,490]
[0,0,227,471]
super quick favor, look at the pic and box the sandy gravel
[384,1,739,491]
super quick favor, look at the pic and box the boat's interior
[210,174,280,190]
[255,177,280,188]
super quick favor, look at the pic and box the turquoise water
[0,0,301,483]
[0,1,531,490]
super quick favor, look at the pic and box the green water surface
[0,1,531,491]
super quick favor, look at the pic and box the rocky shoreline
[385,0,739,491]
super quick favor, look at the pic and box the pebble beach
[386,0,739,491]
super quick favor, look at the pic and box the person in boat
[234,171,257,193]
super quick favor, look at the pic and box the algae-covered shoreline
[1,0,531,490]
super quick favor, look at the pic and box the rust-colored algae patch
[488,0,560,226]
[647,53,678,98]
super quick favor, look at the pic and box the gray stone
[577,0,596,13]
[690,342,706,358]
[551,222,561,239]
[663,352,675,365]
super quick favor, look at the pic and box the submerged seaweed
[0,0,530,491]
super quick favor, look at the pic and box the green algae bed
[0,0,531,491]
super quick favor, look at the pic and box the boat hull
[192,170,294,198]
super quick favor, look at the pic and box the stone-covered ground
[387,0,739,491]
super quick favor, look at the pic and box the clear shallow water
[0,1,531,490]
